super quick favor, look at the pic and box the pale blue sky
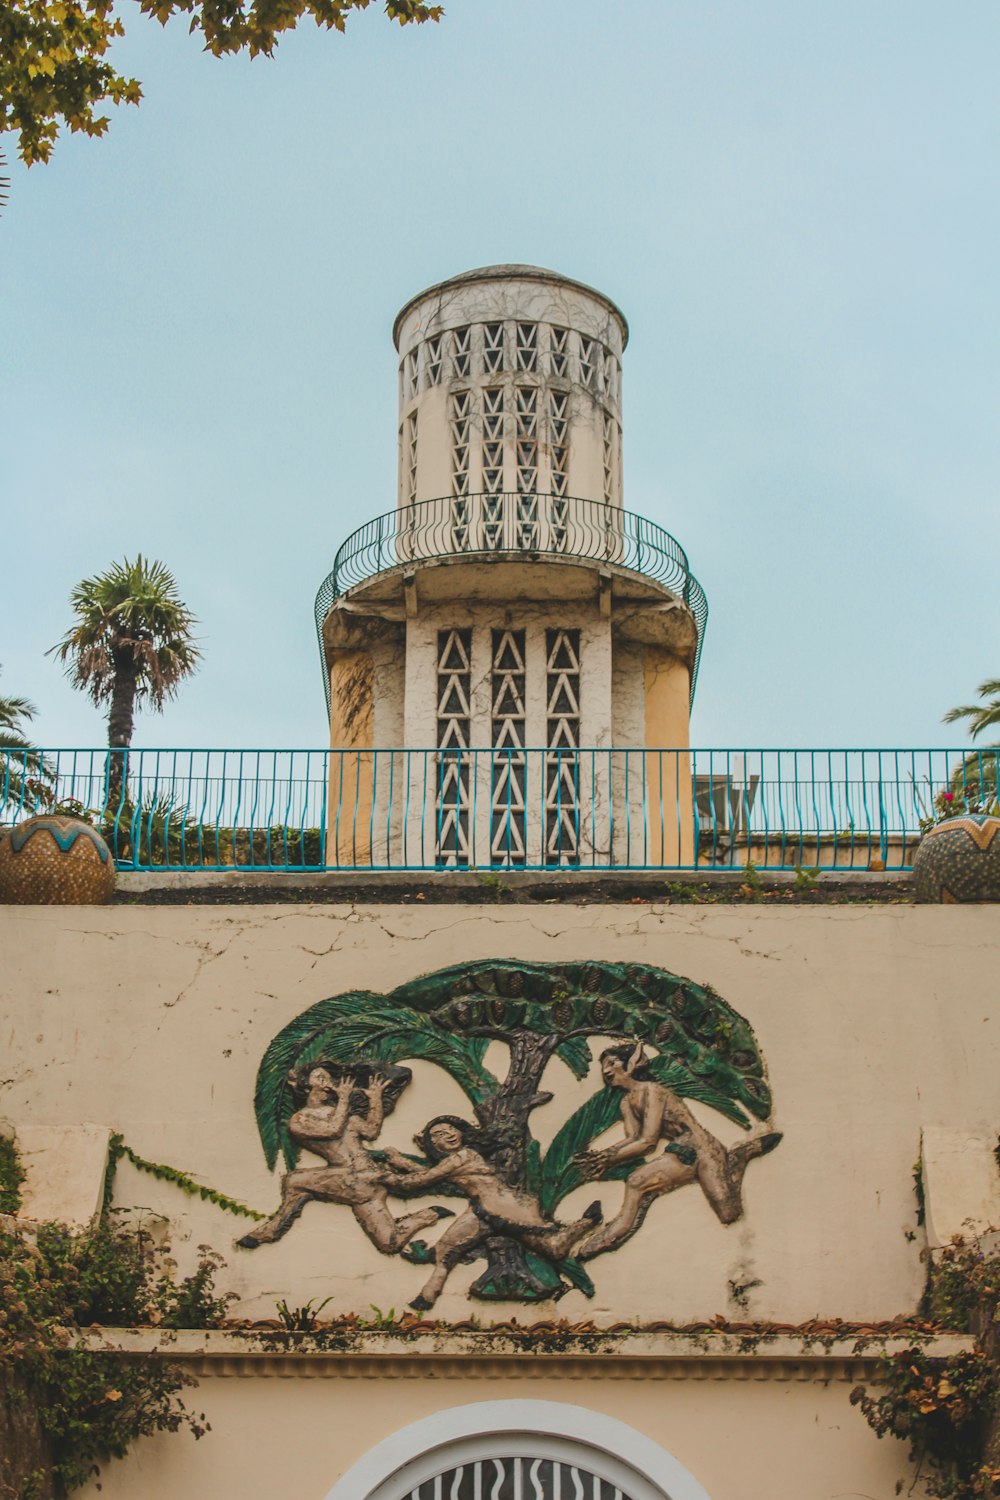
[2,0,998,749]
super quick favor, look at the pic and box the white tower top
[392,265,628,512]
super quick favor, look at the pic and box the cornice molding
[84,1328,972,1385]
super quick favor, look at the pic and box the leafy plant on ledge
[0,1141,233,1498]
[851,1235,1000,1499]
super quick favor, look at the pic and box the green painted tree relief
[243,960,781,1307]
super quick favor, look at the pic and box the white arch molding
[323,1399,712,1500]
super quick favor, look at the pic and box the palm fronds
[49,556,201,711]
[0,668,53,818]
[943,679,1000,742]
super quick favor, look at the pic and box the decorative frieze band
[86,1330,972,1387]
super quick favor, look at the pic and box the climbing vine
[0,1134,25,1215]
[105,1134,264,1221]
[852,1236,1000,1499]
[0,1139,235,1499]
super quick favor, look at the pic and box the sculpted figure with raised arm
[238,1063,453,1255]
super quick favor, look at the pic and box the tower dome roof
[392,264,629,349]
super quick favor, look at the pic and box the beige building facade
[2,895,996,1498]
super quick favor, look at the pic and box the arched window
[325,1401,711,1500]
[387,1456,639,1498]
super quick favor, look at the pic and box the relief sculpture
[244,959,781,1305]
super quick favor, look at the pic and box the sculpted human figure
[574,1044,781,1260]
[380,1116,603,1310]
[237,1063,452,1255]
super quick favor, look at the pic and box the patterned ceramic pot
[912,815,1000,903]
[0,815,116,905]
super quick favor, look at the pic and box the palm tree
[0,668,51,816]
[940,677,1000,818]
[49,557,201,806]
[943,678,1000,742]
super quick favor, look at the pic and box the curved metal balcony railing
[314,493,708,709]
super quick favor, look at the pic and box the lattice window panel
[452,325,472,378]
[603,346,618,404]
[436,629,472,867]
[579,335,599,391]
[602,410,614,502]
[549,325,570,377]
[400,1457,636,1499]
[450,390,472,497]
[549,390,570,506]
[406,411,418,506]
[546,628,581,865]
[426,335,443,386]
[514,387,539,546]
[483,321,505,374]
[490,629,527,867]
[482,387,505,544]
[449,390,473,549]
[404,348,419,399]
[515,321,538,372]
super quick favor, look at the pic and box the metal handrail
[3,746,994,874]
[313,493,709,712]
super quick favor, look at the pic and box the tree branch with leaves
[1,0,442,164]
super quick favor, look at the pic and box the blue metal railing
[2,747,996,874]
[313,494,709,710]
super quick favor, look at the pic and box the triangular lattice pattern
[490,629,527,866]
[450,390,473,545]
[436,629,472,866]
[452,324,471,378]
[545,628,581,865]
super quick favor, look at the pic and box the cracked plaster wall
[2,903,996,1333]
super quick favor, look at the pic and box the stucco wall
[2,902,995,1326]
[85,1360,914,1500]
[3,898,993,1500]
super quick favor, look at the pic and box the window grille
[426,335,443,386]
[483,322,505,374]
[406,411,418,506]
[578,336,597,391]
[436,628,472,867]
[545,628,581,865]
[481,387,505,544]
[515,322,538,372]
[398,1456,636,1498]
[602,411,614,503]
[452,325,472,378]
[549,390,569,501]
[490,629,527,867]
[450,391,473,549]
[404,348,419,399]
[515,387,539,546]
[547,391,570,551]
[549,325,569,378]
[603,347,618,404]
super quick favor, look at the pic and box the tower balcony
[314,492,708,710]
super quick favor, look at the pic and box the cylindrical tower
[315,266,706,871]
[393,265,627,513]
